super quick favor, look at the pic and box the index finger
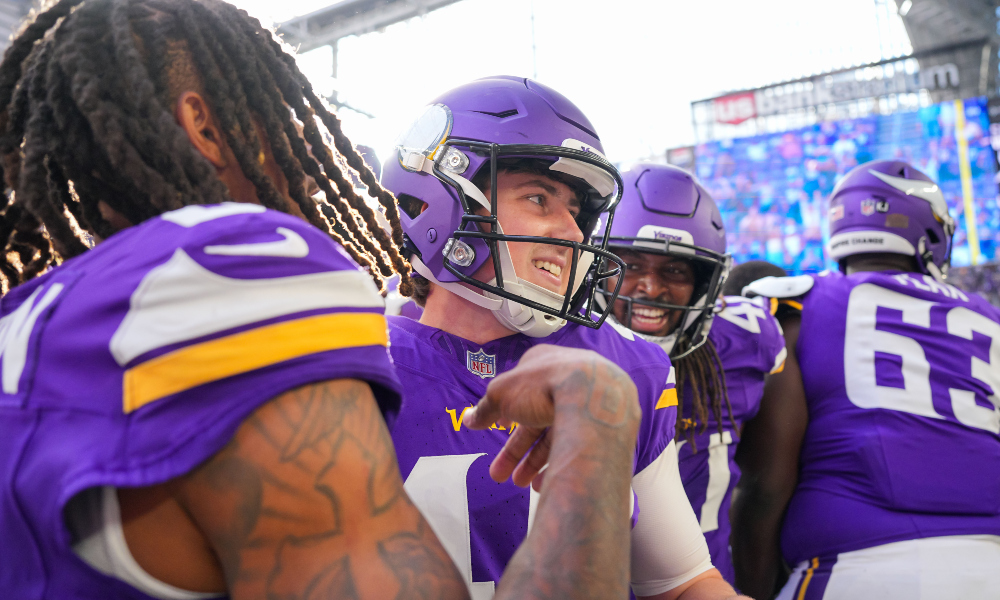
[489,424,546,483]
[463,394,501,430]
[463,366,526,430]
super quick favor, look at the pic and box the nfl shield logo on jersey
[467,349,496,379]
[861,199,876,216]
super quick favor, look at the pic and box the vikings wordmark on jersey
[677,295,786,584]
[782,270,1000,569]
[0,203,401,599]
[387,316,677,599]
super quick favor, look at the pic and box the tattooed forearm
[494,354,640,600]
[378,520,472,600]
[552,358,638,429]
[176,379,469,600]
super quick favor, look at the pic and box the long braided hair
[673,324,735,452]
[0,0,412,295]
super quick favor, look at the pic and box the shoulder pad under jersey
[743,274,814,299]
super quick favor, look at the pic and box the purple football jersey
[388,316,677,599]
[782,270,1000,566]
[677,296,786,584]
[0,203,401,599]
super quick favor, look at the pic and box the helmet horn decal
[868,169,951,225]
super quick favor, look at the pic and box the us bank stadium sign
[691,39,990,127]
[706,61,960,125]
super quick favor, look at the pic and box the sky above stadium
[230,0,912,165]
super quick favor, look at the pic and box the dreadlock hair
[672,335,735,452]
[0,0,412,296]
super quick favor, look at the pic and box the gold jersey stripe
[655,387,678,410]
[123,312,387,413]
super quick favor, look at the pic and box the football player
[732,160,1000,600]
[0,2,645,599]
[601,163,787,585]
[382,77,746,600]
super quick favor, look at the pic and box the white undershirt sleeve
[67,486,223,600]
[630,440,715,597]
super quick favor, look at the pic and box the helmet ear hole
[926,228,940,244]
[398,194,425,219]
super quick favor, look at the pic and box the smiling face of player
[610,249,696,337]
[473,170,584,295]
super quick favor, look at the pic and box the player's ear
[175,91,227,168]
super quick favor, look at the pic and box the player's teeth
[634,308,665,318]
[532,260,562,277]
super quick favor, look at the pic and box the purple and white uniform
[390,316,713,599]
[678,295,786,584]
[0,203,401,600]
[779,270,1000,599]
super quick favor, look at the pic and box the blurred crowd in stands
[950,262,1000,308]
[693,97,999,274]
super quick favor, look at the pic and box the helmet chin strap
[917,236,947,283]
[411,256,504,310]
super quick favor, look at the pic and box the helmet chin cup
[486,277,568,337]
[482,226,598,338]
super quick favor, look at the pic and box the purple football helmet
[827,160,955,281]
[381,76,625,337]
[598,163,730,358]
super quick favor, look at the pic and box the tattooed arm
[121,347,640,600]
[464,345,643,600]
[160,379,469,600]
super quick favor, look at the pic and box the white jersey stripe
[110,249,382,365]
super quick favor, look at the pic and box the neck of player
[844,252,919,275]
[420,282,520,345]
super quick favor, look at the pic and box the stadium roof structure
[688,0,999,141]
[276,0,464,54]
[897,0,994,50]
[895,0,999,97]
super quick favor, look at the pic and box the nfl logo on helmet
[860,199,876,216]
[467,349,496,379]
